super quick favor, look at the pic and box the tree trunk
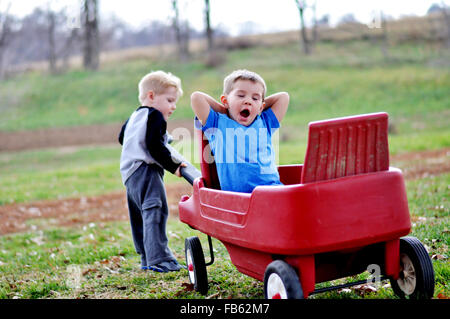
[47,10,57,74]
[295,1,310,55]
[61,28,79,71]
[83,0,99,70]
[312,1,318,44]
[205,0,213,51]
[299,7,310,55]
[0,3,12,80]
[172,0,189,60]
[441,3,450,48]
[380,12,389,59]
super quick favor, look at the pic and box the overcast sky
[4,0,448,35]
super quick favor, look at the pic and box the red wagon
[178,112,435,299]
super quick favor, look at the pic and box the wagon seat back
[301,112,389,184]
[197,129,221,189]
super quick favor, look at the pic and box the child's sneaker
[147,260,185,272]
[147,264,168,273]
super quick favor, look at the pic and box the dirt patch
[391,148,450,180]
[391,148,449,162]
[0,148,448,236]
[0,120,195,152]
[0,182,193,235]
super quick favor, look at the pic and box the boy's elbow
[190,91,202,104]
[280,92,290,108]
[190,91,208,113]
[190,92,201,110]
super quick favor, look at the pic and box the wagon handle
[205,235,215,266]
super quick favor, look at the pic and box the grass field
[0,174,448,299]
[0,39,448,299]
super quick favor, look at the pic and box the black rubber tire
[390,236,435,299]
[185,236,208,295]
[264,260,304,299]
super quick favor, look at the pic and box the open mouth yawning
[240,109,250,118]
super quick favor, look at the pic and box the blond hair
[138,70,183,104]
[223,69,267,100]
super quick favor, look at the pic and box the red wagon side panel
[179,168,411,256]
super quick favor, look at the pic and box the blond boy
[119,70,186,272]
[191,69,289,193]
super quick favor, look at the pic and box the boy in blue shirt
[191,69,289,193]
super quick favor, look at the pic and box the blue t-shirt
[198,108,283,193]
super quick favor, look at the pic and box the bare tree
[60,28,81,71]
[0,2,12,79]
[294,0,311,55]
[205,0,213,51]
[46,6,57,73]
[441,1,450,48]
[82,0,99,70]
[171,0,189,60]
[311,1,318,44]
[380,11,389,59]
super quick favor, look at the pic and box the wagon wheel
[185,236,208,295]
[390,236,435,299]
[264,260,303,299]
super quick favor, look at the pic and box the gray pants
[125,163,176,266]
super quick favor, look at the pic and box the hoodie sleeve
[145,109,181,174]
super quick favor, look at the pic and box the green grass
[0,170,448,299]
[0,220,264,299]
[0,145,123,205]
[0,142,196,205]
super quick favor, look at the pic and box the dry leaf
[353,284,377,296]
[82,268,98,276]
[181,282,194,292]
[174,282,194,297]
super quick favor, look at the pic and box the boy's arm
[145,111,181,174]
[263,92,289,123]
[191,91,226,125]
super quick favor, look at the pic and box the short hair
[138,70,183,104]
[223,69,267,100]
